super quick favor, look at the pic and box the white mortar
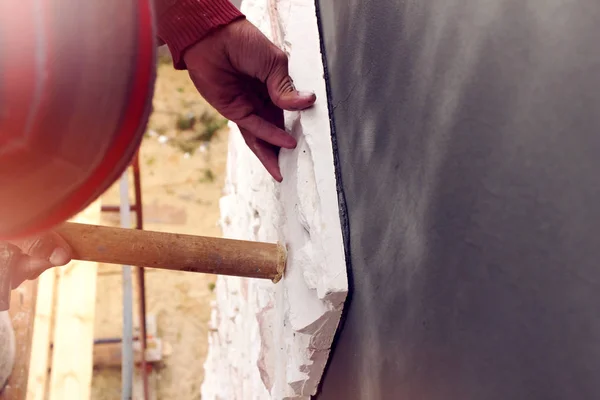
[201,0,348,398]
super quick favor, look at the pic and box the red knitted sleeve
[155,0,245,70]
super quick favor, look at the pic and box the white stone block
[201,0,348,398]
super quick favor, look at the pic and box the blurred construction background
[91,52,228,399]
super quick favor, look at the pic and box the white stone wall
[201,0,348,398]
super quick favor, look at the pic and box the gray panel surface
[316,1,600,399]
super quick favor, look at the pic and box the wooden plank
[48,201,101,400]
[26,268,57,400]
[0,279,38,400]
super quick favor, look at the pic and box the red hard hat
[0,0,156,239]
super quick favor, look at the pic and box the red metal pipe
[101,205,137,212]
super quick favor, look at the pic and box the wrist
[156,0,244,69]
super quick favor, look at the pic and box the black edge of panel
[312,0,354,397]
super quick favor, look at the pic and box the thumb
[266,53,316,111]
[10,231,72,267]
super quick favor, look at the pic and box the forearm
[153,0,177,16]
[153,0,244,69]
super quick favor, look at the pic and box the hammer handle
[0,223,285,311]
[56,222,286,280]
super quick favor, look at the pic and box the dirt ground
[90,60,229,399]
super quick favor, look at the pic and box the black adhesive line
[313,0,354,397]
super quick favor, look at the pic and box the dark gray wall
[316,1,600,399]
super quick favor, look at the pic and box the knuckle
[268,50,289,77]
[22,237,46,256]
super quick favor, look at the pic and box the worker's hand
[0,233,71,288]
[184,19,316,182]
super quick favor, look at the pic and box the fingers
[10,231,72,267]
[240,128,283,182]
[2,231,71,290]
[265,52,316,111]
[236,86,288,182]
[0,242,52,290]
[236,114,296,150]
[10,256,52,289]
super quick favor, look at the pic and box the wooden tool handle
[55,222,286,281]
[0,223,286,310]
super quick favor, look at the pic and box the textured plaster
[201,0,347,398]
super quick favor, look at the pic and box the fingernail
[298,91,315,99]
[49,248,69,266]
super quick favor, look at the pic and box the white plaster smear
[201,0,348,398]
